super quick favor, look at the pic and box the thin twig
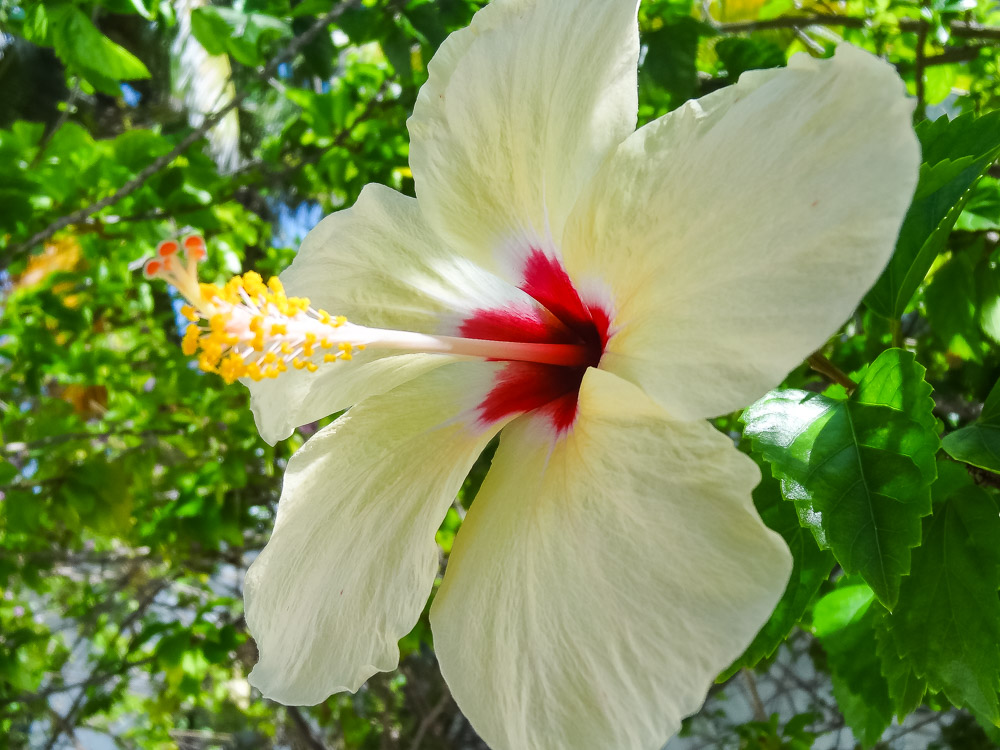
[408,688,452,750]
[806,352,858,392]
[3,0,360,268]
[31,81,84,169]
[741,669,769,722]
[287,706,329,750]
[914,6,929,121]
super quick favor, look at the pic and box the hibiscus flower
[148,0,918,746]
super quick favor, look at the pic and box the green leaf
[865,110,1000,319]
[722,464,834,677]
[191,7,292,67]
[715,37,785,80]
[875,615,927,718]
[190,5,232,56]
[813,584,894,746]
[743,349,938,608]
[49,6,151,89]
[943,378,1000,472]
[978,250,1000,345]
[640,16,707,105]
[881,484,1000,721]
[956,176,1000,232]
[924,253,984,362]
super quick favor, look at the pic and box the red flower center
[461,249,610,434]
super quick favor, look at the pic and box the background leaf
[942,378,1000,472]
[880,481,1000,721]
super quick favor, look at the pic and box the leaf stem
[890,318,904,349]
[807,353,858,393]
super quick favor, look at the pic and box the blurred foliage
[2,0,1000,748]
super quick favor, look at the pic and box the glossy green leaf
[943,378,1000,472]
[882,484,1000,721]
[865,110,1000,319]
[743,349,938,608]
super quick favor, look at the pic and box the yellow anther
[262,352,277,364]
[248,316,264,333]
[302,332,317,357]
[270,323,287,336]
[324,353,339,363]
[182,325,200,356]
[268,277,284,294]
[223,277,244,302]
[341,351,352,361]
[334,315,347,327]
[252,333,265,352]
[356,344,366,350]
[305,362,319,373]
[181,305,199,322]
[199,283,222,302]
[280,343,292,355]
[292,357,307,370]
[318,310,332,325]
[242,271,265,295]
[209,314,227,333]
[219,351,246,384]
[246,363,264,382]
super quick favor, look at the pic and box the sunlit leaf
[865,110,1000,319]
[743,349,938,608]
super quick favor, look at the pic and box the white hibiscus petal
[431,367,791,750]
[564,44,920,420]
[248,352,452,445]
[245,361,510,705]
[246,183,542,443]
[408,0,640,275]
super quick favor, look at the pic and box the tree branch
[407,688,452,750]
[3,0,360,269]
[714,15,1000,41]
[286,706,329,750]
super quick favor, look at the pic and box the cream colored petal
[408,0,639,276]
[248,352,452,445]
[564,45,920,420]
[246,183,542,443]
[431,368,791,750]
[245,362,508,705]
